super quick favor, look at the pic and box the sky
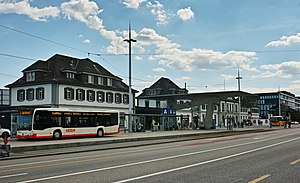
[1,0,300,96]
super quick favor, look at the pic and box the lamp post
[124,23,136,133]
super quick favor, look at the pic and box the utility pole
[236,68,242,91]
[278,88,281,116]
[124,23,137,133]
[236,68,242,127]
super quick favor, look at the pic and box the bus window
[34,114,49,130]
[50,116,61,127]
[64,117,71,127]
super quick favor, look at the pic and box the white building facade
[6,54,135,115]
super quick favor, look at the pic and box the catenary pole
[124,22,137,133]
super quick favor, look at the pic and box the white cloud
[260,61,300,78]
[266,33,300,47]
[122,0,172,25]
[155,48,257,72]
[177,7,194,21]
[176,76,190,81]
[61,0,104,30]
[5,0,256,74]
[288,80,300,92]
[134,28,258,72]
[82,39,90,43]
[122,0,146,9]
[152,67,165,72]
[0,0,60,21]
[134,56,142,61]
[146,1,170,25]
[220,74,235,81]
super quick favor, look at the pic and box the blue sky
[1,0,300,96]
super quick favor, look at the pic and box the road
[0,128,300,183]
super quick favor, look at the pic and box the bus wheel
[53,130,62,139]
[97,129,104,137]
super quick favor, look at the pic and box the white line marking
[115,137,300,183]
[16,136,300,183]
[3,130,298,169]
[0,133,299,169]
[0,173,28,179]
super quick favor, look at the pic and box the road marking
[290,158,300,165]
[16,136,300,183]
[2,130,298,171]
[0,173,28,179]
[0,144,179,170]
[248,174,270,183]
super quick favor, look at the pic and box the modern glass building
[255,91,300,119]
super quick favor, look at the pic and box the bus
[17,108,120,139]
[270,116,286,127]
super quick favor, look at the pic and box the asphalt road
[1,128,300,183]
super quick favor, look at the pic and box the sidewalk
[0,126,278,160]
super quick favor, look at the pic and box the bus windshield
[270,116,283,122]
[17,115,33,130]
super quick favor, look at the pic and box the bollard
[1,136,10,157]
[3,136,8,145]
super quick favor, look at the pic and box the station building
[136,77,259,130]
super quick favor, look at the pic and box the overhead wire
[0,52,149,82]
[1,24,300,87]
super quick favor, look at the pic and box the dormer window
[98,77,104,85]
[26,72,35,82]
[88,75,94,84]
[107,78,112,86]
[66,72,75,79]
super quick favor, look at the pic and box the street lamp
[124,23,137,133]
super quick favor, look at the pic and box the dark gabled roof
[149,77,181,90]
[6,54,132,92]
[138,77,188,97]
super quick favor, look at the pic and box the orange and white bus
[17,108,120,139]
[270,116,286,127]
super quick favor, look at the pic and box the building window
[106,92,113,103]
[26,88,34,101]
[88,75,94,84]
[98,77,104,85]
[107,78,112,86]
[17,89,25,102]
[123,94,129,104]
[64,88,74,100]
[115,93,121,104]
[66,72,75,79]
[87,90,95,102]
[76,89,85,101]
[97,91,105,103]
[36,87,45,100]
[156,101,160,108]
[145,100,149,108]
[26,72,35,82]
